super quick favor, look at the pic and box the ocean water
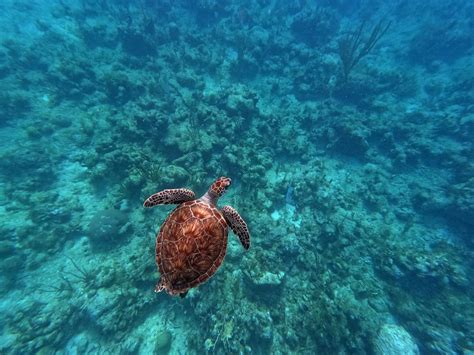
[0,0,472,353]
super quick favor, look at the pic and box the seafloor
[0,0,473,354]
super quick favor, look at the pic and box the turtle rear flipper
[222,205,250,250]
[144,189,195,207]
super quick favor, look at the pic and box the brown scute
[180,220,201,240]
[195,255,214,273]
[183,270,200,281]
[161,221,179,243]
[161,256,174,274]
[171,273,186,286]
[172,203,194,223]
[211,208,222,221]
[163,241,177,256]
[190,203,211,219]
[155,200,229,293]
[177,241,193,255]
[208,221,224,240]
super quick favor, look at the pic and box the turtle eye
[217,176,231,187]
[211,177,231,196]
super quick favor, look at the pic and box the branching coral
[338,19,391,82]
[39,256,96,295]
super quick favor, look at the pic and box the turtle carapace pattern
[143,177,250,297]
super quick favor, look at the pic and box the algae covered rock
[226,93,256,116]
[160,165,189,185]
[244,270,285,303]
[291,6,339,46]
[88,209,130,249]
[223,84,259,118]
[447,177,474,227]
[374,324,419,355]
[83,287,152,335]
[251,270,285,287]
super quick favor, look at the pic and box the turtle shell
[156,199,228,294]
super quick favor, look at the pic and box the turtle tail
[154,279,166,293]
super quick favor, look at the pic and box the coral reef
[0,0,472,353]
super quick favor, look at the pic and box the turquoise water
[0,0,473,353]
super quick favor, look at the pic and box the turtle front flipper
[144,188,195,207]
[222,205,250,250]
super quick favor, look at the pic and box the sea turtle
[143,176,250,297]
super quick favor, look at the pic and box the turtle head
[209,176,231,197]
[201,177,231,205]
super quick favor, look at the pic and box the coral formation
[154,330,172,355]
[0,0,472,353]
[374,324,420,355]
[88,208,130,249]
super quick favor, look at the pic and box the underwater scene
[0,0,473,353]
